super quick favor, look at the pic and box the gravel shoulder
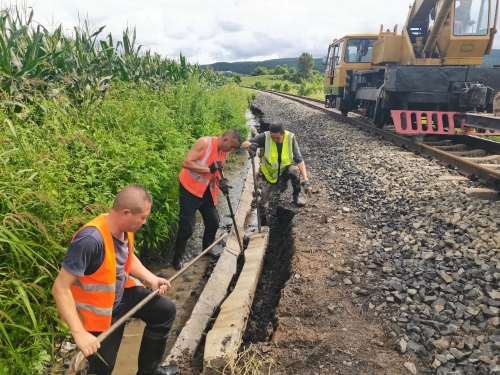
[244,93,500,375]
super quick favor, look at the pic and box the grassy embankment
[241,74,325,100]
[0,5,252,374]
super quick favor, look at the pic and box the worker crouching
[242,123,312,224]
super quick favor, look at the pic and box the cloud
[218,21,244,33]
[23,0,500,65]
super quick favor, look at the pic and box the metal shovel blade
[66,351,88,375]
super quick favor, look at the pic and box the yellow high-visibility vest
[261,131,295,183]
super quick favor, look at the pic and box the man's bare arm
[297,161,309,181]
[52,268,100,356]
[182,138,211,173]
[129,253,170,294]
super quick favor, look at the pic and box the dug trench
[243,205,296,345]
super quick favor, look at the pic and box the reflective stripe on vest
[179,136,227,205]
[261,131,294,184]
[69,214,140,332]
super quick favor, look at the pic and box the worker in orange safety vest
[52,184,178,375]
[172,129,241,270]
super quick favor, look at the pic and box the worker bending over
[172,129,241,270]
[242,123,311,223]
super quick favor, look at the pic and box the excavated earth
[238,92,500,375]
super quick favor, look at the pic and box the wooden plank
[164,251,238,362]
[438,175,469,181]
[164,157,263,365]
[204,229,270,371]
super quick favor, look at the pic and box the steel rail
[251,89,500,188]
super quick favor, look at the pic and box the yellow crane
[323,0,500,135]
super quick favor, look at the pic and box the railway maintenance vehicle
[323,0,500,136]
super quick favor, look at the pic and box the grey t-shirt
[249,133,303,164]
[62,227,130,308]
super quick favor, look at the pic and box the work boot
[137,333,179,375]
[172,258,183,271]
[172,239,187,271]
[293,194,306,207]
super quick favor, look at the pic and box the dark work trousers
[173,183,220,261]
[258,164,301,206]
[87,286,176,375]
[258,165,301,225]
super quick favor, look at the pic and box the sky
[13,0,500,65]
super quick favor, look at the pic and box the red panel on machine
[391,110,500,136]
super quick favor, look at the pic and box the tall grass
[0,4,253,374]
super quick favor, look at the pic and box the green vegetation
[0,5,252,374]
[297,52,315,80]
[241,73,323,100]
[202,57,325,76]
[202,50,500,76]
[241,55,324,100]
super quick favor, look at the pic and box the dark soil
[243,206,296,344]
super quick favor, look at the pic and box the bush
[283,83,290,92]
[274,64,288,75]
[298,82,314,96]
[230,72,242,84]
[271,82,282,91]
[253,81,268,89]
[250,66,268,76]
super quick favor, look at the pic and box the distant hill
[202,49,500,75]
[201,58,325,75]
[484,49,500,67]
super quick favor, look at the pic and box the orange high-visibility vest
[69,214,143,332]
[179,136,227,205]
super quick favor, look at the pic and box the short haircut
[269,123,285,134]
[222,129,242,143]
[112,184,152,214]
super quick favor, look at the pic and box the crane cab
[323,34,379,114]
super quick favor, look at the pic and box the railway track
[253,89,500,189]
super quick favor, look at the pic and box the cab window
[335,40,344,66]
[344,39,375,63]
[453,0,489,35]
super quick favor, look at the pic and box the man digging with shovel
[52,184,179,375]
[171,129,241,270]
[242,123,312,224]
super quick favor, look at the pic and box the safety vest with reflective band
[261,130,295,184]
[179,136,227,205]
[69,214,143,332]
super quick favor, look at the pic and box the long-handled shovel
[66,231,229,375]
[219,169,243,252]
[250,156,261,233]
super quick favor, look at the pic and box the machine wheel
[341,109,349,116]
[325,98,329,108]
[372,100,386,128]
